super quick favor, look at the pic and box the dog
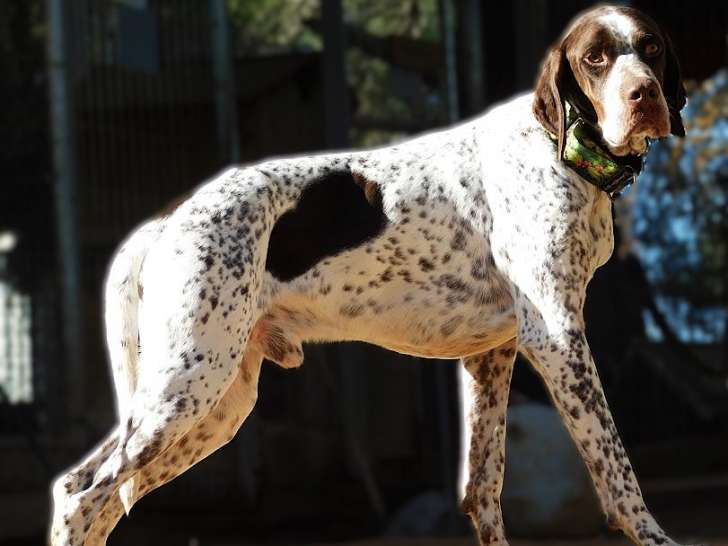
[50,5,691,546]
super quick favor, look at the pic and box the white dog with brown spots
[50,6,696,546]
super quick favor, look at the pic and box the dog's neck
[558,101,648,200]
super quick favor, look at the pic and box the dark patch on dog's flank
[266,171,387,281]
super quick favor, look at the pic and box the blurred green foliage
[635,70,728,340]
[227,0,444,146]
[226,0,439,54]
[344,0,439,40]
[227,0,321,54]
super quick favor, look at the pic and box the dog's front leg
[459,339,517,546]
[513,284,680,546]
[491,175,688,545]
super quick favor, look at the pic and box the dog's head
[533,5,686,158]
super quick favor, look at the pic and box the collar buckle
[602,166,637,200]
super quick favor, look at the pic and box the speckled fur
[459,340,517,545]
[50,13,690,546]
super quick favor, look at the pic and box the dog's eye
[644,41,661,57]
[584,51,605,65]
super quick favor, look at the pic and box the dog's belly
[264,291,517,359]
[262,221,517,360]
[366,307,517,358]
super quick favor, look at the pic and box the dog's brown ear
[662,32,687,136]
[533,46,569,158]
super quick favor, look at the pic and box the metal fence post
[47,0,84,436]
[210,0,241,165]
[439,0,459,124]
[321,0,351,149]
[437,0,459,531]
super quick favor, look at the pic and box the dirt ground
[8,480,720,546]
[208,486,728,546]
[320,540,728,546]
[102,489,728,546]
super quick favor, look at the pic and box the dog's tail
[103,218,164,514]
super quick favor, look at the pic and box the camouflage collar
[559,102,648,200]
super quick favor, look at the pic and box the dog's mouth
[604,135,650,157]
[602,108,670,157]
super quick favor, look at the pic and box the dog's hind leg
[50,299,258,545]
[459,339,517,546]
[83,348,263,546]
[49,427,125,546]
[121,347,263,513]
[51,193,272,545]
[50,357,252,546]
[50,431,120,501]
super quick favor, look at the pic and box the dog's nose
[627,79,660,103]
